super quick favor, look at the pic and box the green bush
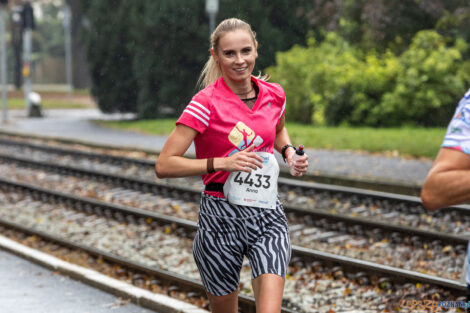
[268,33,364,124]
[376,31,470,126]
[325,50,399,126]
[268,30,470,127]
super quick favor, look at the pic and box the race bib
[223,152,279,209]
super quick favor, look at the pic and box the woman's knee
[206,290,239,313]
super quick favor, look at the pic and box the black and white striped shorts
[193,193,291,296]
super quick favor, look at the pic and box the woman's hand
[220,144,263,173]
[286,148,309,177]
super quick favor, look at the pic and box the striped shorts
[193,193,291,296]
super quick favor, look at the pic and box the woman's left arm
[274,116,309,176]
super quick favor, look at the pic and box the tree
[85,0,137,113]
[85,0,313,118]
[128,0,208,118]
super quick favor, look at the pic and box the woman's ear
[210,48,218,64]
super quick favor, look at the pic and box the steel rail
[0,153,468,246]
[0,177,466,295]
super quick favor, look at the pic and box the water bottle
[290,145,304,176]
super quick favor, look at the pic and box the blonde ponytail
[197,56,221,90]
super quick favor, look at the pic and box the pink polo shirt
[176,76,286,196]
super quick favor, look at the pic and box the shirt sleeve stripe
[190,101,211,115]
[279,98,286,118]
[183,109,209,126]
[187,105,210,121]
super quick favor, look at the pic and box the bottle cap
[297,145,305,155]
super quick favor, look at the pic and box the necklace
[234,88,253,96]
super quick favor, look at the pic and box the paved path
[0,249,157,313]
[0,109,434,186]
[2,109,170,152]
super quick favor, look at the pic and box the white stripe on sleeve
[183,109,209,127]
[279,98,286,118]
[190,101,211,115]
[187,105,210,121]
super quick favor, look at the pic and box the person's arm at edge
[421,147,470,210]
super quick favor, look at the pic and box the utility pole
[22,1,34,116]
[11,5,22,89]
[0,0,7,124]
[205,0,219,37]
[63,3,73,99]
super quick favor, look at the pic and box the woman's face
[212,29,258,86]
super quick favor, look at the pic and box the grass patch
[7,98,91,109]
[70,89,91,96]
[98,119,446,159]
[95,119,177,135]
[286,123,445,159]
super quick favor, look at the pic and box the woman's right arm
[155,124,206,178]
[155,124,263,178]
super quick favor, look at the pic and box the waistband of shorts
[204,182,224,193]
[201,191,228,202]
[200,192,281,218]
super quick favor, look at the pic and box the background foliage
[269,31,470,126]
[84,0,310,118]
[82,0,470,125]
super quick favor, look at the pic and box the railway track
[0,135,468,311]
[1,137,469,267]
[1,135,468,231]
[0,178,466,291]
[0,151,468,245]
[0,179,466,312]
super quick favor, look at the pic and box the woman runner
[156,18,309,313]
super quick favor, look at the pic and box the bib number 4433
[223,152,279,209]
[233,172,271,189]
